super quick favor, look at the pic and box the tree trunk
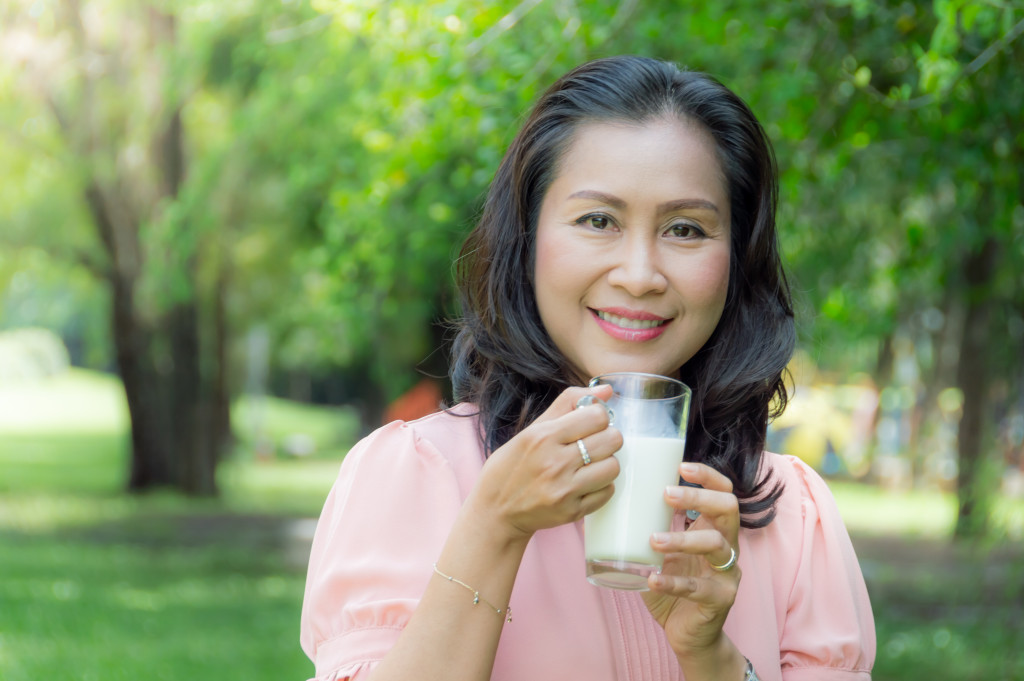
[168,301,218,496]
[34,2,225,496]
[953,236,998,539]
[82,180,178,491]
[113,271,177,490]
[912,290,962,484]
[152,40,219,495]
[212,263,234,461]
[874,332,895,388]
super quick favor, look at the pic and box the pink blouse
[300,404,875,680]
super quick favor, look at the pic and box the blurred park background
[1,0,1022,679]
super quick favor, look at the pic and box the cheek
[689,250,731,315]
[533,229,568,317]
[712,253,732,309]
[534,228,577,295]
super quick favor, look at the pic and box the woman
[300,55,875,681]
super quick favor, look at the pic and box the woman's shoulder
[339,402,485,494]
[396,401,482,449]
[747,455,876,674]
[351,402,478,451]
[760,451,839,511]
[746,452,852,549]
[750,452,867,590]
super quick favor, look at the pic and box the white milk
[585,435,684,567]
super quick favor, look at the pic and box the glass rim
[588,371,691,396]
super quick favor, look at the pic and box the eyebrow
[567,190,720,214]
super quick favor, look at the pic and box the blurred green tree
[753,0,1024,538]
[0,0,338,493]
[0,1,224,493]
[1,0,1019,537]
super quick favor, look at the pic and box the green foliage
[6,0,1018,390]
[2,0,1021,521]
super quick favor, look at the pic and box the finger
[664,485,739,520]
[650,528,730,558]
[558,403,616,444]
[652,529,737,575]
[573,454,620,494]
[571,427,623,466]
[664,485,739,541]
[576,482,616,517]
[648,568,740,606]
[677,461,733,493]
[535,396,614,450]
[539,384,614,422]
[519,387,614,461]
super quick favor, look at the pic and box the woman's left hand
[642,461,741,662]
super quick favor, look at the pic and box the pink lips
[590,307,671,342]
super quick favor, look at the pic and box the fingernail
[666,486,685,499]
[679,462,698,475]
[652,532,669,544]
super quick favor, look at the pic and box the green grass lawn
[1,369,1021,680]
[832,480,1024,681]
[0,370,353,681]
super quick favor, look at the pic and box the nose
[606,234,668,297]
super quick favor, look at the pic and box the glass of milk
[583,372,691,590]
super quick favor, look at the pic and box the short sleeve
[299,420,465,681]
[778,456,876,680]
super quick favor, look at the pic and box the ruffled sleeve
[777,455,876,680]
[299,418,468,680]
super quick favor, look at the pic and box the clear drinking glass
[583,372,691,590]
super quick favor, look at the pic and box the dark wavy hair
[451,56,795,527]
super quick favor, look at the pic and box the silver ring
[708,546,737,572]
[576,439,592,465]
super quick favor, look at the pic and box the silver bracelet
[744,657,761,681]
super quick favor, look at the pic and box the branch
[44,91,73,138]
[606,0,640,42]
[513,0,638,91]
[516,0,583,90]
[59,0,88,52]
[466,0,547,57]
[74,247,112,280]
[956,14,1024,81]
[84,180,118,259]
[0,227,110,279]
[864,15,1024,110]
[0,123,61,161]
[266,13,332,44]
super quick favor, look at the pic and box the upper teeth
[597,311,666,329]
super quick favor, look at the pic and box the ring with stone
[576,439,592,466]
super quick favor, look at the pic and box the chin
[584,363,682,381]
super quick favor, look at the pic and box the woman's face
[534,117,731,383]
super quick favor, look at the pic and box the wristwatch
[744,658,761,681]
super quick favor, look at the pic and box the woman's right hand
[468,385,623,542]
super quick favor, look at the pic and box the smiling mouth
[593,310,670,330]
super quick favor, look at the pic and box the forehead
[548,117,729,205]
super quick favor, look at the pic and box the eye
[666,222,706,239]
[575,213,613,230]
